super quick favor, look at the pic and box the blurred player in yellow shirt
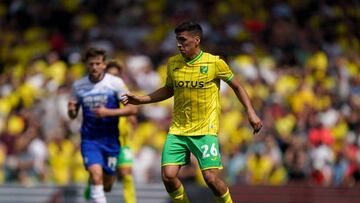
[107,61,137,203]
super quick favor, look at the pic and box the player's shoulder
[168,54,183,64]
[167,52,221,64]
[202,52,221,62]
[106,73,125,84]
[73,76,89,87]
[104,73,121,82]
[104,73,127,89]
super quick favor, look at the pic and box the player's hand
[121,92,142,105]
[68,100,79,119]
[248,112,262,135]
[91,106,110,118]
[68,100,78,111]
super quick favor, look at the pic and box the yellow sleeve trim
[225,74,234,83]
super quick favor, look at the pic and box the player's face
[107,67,120,77]
[87,56,106,81]
[176,31,200,60]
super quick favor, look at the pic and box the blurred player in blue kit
[68,47,137,203]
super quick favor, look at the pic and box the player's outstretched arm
[68,100,79,119]
[122,86,174,105]
[227,78,263,134]
[92,104,138,118]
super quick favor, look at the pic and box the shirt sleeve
[215,58,234,83]
[114,78,129,102]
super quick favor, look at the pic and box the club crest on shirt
[200,66,208,74]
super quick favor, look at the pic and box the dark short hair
[106,60,123,74]
[174,21,203,39]
[83,47,106,62]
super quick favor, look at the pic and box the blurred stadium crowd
[0,0,359,188]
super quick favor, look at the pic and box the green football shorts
[161,134,223,170]
[117,146,133,167]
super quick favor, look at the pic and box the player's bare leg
[162,165,189,203]
[162,165,181,191]
[88,164,107,203]
[118,166,132,178]
[103,173,117,192]
[202,168,233,203]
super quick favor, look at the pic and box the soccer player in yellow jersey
[122,21,262,203]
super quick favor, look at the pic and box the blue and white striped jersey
[71,73,127,145]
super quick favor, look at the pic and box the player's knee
[202,171,219,186]
[88,165,103,184]
[117,167,131,178]
[162,170,177,183]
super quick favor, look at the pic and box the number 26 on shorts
[201,143,218,158]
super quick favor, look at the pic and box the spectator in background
[47,128,74,185]
[0,142,6,183]
[246,142,271,185]
[284,136,309,182]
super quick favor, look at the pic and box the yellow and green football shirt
[165,51,234,136]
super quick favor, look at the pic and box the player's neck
[89,73,105,83]
[185,50,202,62]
